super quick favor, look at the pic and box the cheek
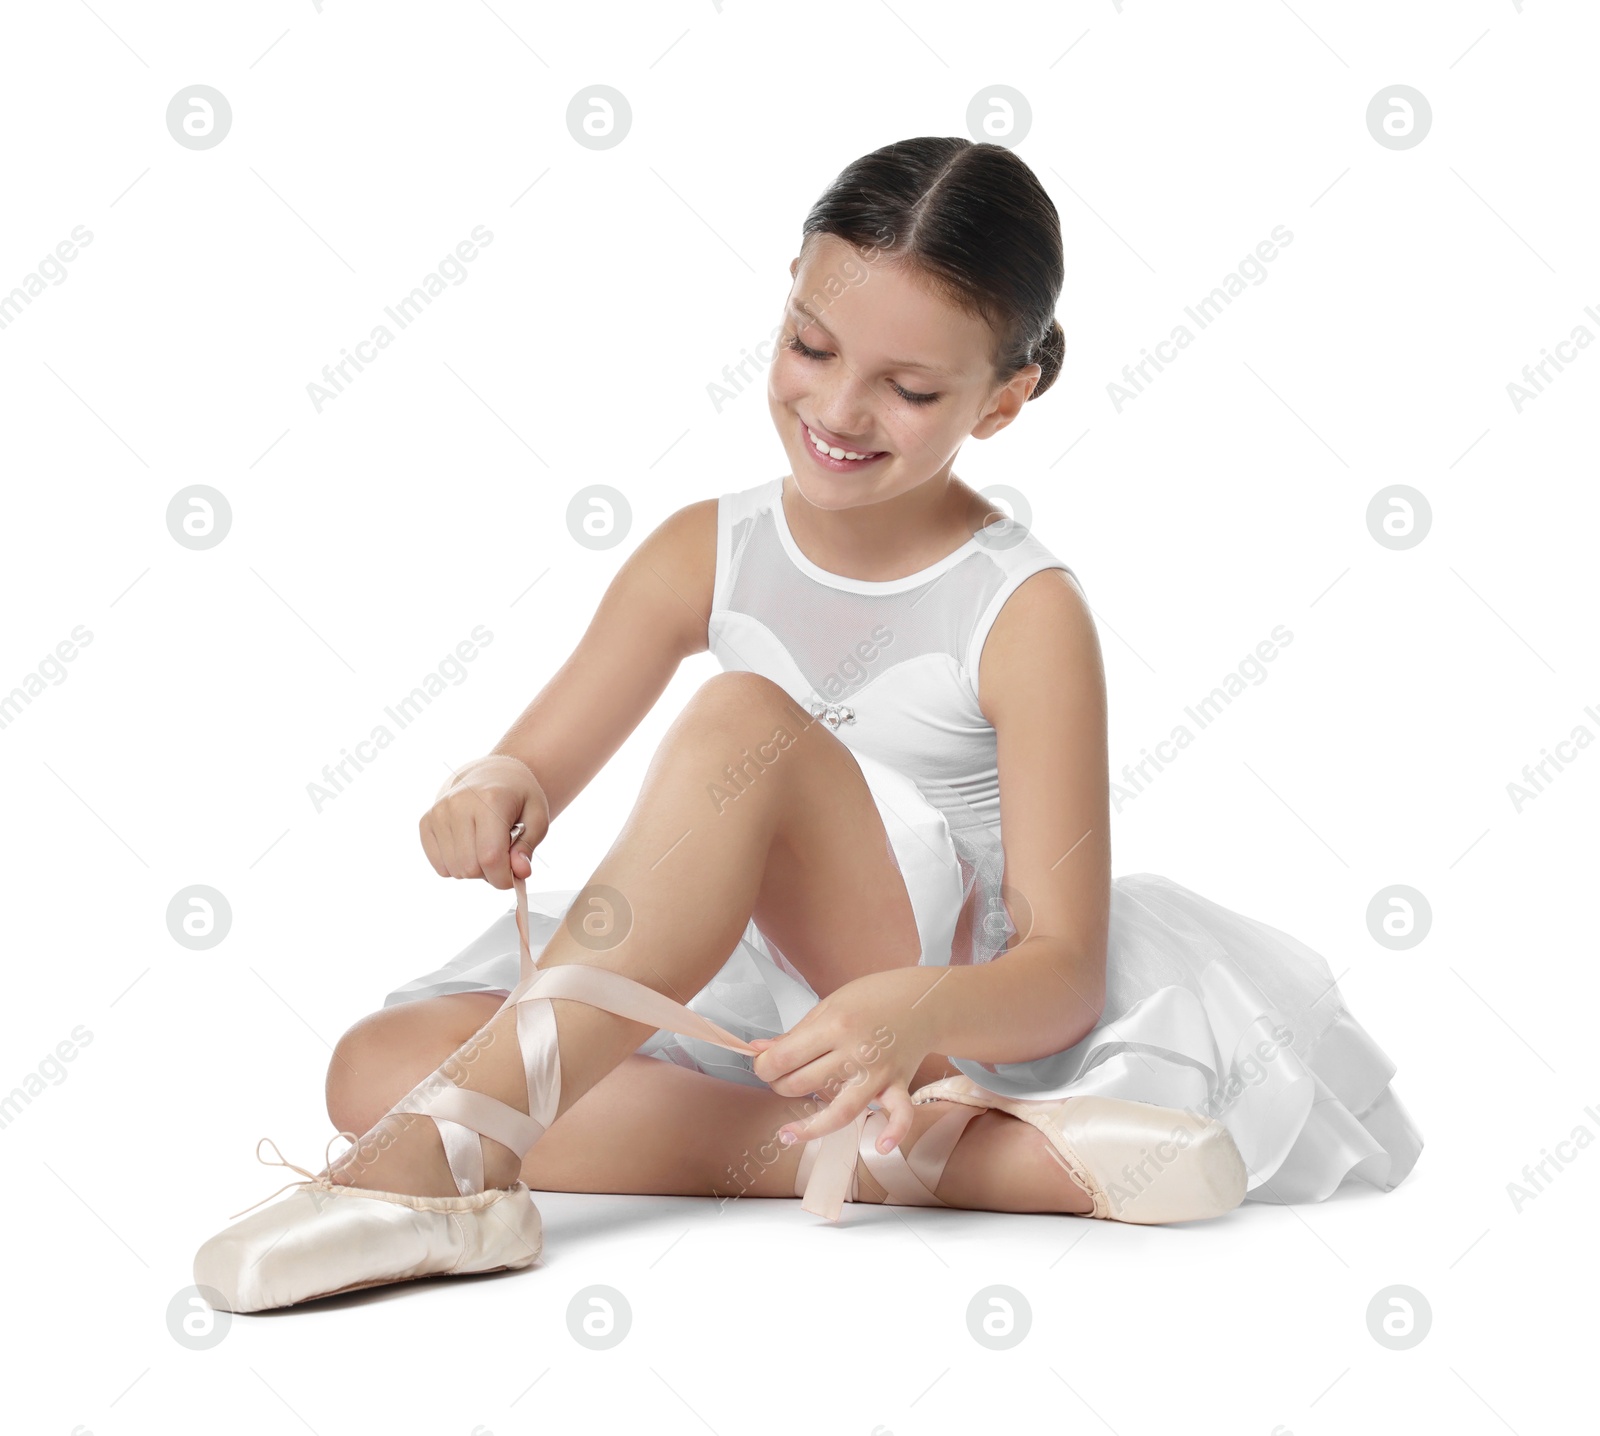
[768,352,807,404]
[888,406,949,454]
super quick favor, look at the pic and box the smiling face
[768,233,1041,514]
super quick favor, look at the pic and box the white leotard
[709,475,1078,968]
[713,475,1078,838]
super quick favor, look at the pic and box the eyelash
[783,332,940,406]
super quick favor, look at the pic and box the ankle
[482,1141,522,1189]
[853,1099,966,1206]
[327,1113,523,1196]
[854,1163,890,1204]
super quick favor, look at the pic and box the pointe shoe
[906,1074,1247,1224]
[194,875,866,1312]
[193,1137,546,1312]
[793,1103,986,1220]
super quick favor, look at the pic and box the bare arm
[919,566,1112,1063]
[421,498,716,888]
[487,499,715,819]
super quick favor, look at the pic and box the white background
[2,1,1594,1433]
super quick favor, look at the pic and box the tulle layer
[382,869,1421,1205]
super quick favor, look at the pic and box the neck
[782,471,976,582]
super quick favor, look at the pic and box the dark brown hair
[798,137,1066,401]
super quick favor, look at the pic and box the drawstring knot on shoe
[226,1133,355,1219]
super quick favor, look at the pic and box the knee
[676,672,815,747]
[325,1010,402,1136]
[324,998,489,1136]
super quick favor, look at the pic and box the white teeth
[807,425,876,462]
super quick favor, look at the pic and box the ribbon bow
[226,1133,357,1220]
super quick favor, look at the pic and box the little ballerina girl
[195,136,1422,1312]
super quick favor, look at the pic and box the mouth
[799,418,886,472]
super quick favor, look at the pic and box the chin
[787,466,878,511]
[795,458,934,512]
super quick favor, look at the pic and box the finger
[509,807,539,881]
[432,805,464,878]
[438,812,464,876]
[749,1026,827,1085]
[770,1048,875,1101]
[478,819,513,890]
[453,811,483,880]
[418,814,449,878]
[868,1083,915,1155]
[484,816,533,892]
[778,1082,877,1146]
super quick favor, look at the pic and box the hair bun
[1027,316,1065,401]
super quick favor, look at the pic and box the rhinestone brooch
[808,700,856,730]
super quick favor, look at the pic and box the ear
[971,363,1041,440]
[789,256,800,279]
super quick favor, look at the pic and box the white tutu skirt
[383,752,1422,1206]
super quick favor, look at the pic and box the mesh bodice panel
[726,507,1005,702]
[710,478,1078,840]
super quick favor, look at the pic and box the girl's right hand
[419,754,551,890]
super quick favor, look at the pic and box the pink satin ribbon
[231,874,867,1224]
[511,873,862,1221]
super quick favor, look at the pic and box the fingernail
[778,1129,796,1146]
[878,1137,894,1153]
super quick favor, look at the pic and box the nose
[808,370,880,447]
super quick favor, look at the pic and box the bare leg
[330,996,1092,1213]
[328,672,937,1199]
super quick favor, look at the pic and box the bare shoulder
[613,496,718,658]
[976,565,1103,724]
[646,495,718,567]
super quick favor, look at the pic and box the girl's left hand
[748,966,944,1156]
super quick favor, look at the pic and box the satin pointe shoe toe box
[1041,1093,1247,1223]
[193,1181,544,1313]
[913,1075,1247,1224]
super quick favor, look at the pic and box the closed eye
[783,333,940,406]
